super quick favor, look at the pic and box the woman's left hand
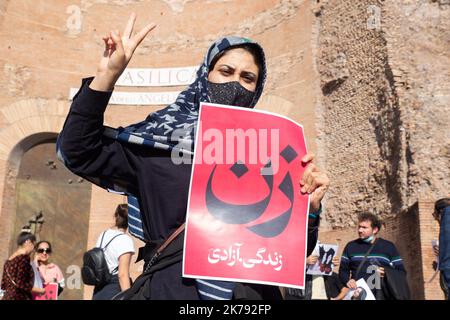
[300,153,330,212]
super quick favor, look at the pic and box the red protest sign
[34,283,58,300]
[183,103,309,288]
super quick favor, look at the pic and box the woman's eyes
[219,68,255,83]
[243,76,255,83]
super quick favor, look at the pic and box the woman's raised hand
[90,13,156,91]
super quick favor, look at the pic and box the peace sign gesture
[90,13,156,91]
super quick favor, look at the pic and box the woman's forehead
[215,48,259,73]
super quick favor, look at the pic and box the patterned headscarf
[103,36,267,157]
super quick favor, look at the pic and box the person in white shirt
[93,204,135,300]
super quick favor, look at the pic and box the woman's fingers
[306,174,320,194]
[110,30,125,56]
[300,152,315,192]
[131,22,157,50]
[299,158,330,211]
[107,15,157,61]
[301,153,315,165]
[94,15,155,88]
[301,161,330,194]
[102,34,115,56]
[300,162,317,193]
[123,12,137,39]
[310,171,330,194]
[102,37,109,49]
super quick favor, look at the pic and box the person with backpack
[90,204,135,300]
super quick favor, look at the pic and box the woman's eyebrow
[217,65,257,79]
[241,70,257,78]
[218,64,234,70]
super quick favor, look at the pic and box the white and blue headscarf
[104,36,266,156]
[59,36,267,299]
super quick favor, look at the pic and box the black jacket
[378,266,411,300]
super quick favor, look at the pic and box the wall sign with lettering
[68,66,197,105]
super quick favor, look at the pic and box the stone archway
[0,99,91,300]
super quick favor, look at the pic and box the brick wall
[314,0,449,228]
[0,162,18,270]
[314,0,404,228]
[418,199,445,300]
[383,0,450,207]
[381,203,424,299]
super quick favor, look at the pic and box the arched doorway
[8,136,91,300]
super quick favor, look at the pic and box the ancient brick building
[0,0,448,299]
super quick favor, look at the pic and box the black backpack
[81,231,124,287]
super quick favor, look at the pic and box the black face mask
[207,81,256,108]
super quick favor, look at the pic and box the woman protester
[57,13,330,299]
